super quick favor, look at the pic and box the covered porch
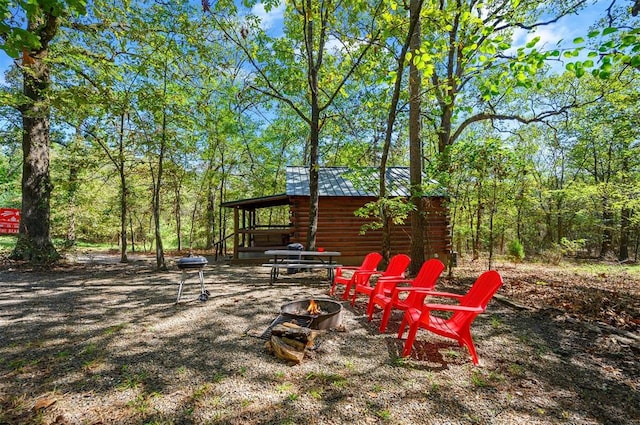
[221,194,293,261]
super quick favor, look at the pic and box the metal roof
[222,167,444,210]
[286,166,442,197]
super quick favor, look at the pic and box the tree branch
[450,94,603,143]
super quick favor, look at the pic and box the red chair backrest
[381,254,411,278]
[402,258,445,306]
[359,252,383,271]
[460,270,503,308]
[449,270,503,329]
[412,258,445,290]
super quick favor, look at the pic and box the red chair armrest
[336,266,361,277]
[389,286,429,303]
[393,287,434,293]
[355,270,380,277]
[414,290,463,300]
[421,303,484,314]
[378,277,412,284]
[372,278,400,296]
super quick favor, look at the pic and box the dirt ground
[0,252,638,425]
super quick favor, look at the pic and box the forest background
[0,0,639,269]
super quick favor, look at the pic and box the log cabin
[221,166,451,266]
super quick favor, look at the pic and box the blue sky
[0,1,619,85]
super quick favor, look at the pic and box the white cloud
[511,2,609,52]
[251,1,285,32]
[324,36,343,53]
[510,19,576,53]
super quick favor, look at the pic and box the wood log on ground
[266,321,329,363]
[271,322,324,348]
[271,323,311,342]
[281,337,306,351]
[267,336,305,364]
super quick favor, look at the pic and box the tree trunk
[189,198,198,251]
[11,11,59,263]
[205,186,215,250]
[408,0,424,275]
[306,119,320,250]
[153,75,168,270]
[473,182,483,261]
[175,186,182,252]
[634,223,639,262]
[619,206,630,261]
[305,0,320,251]
[153,149,166,270]
[218,173,226,254]
[66,142,79,246]
[600,195,613,258]
[619,152,631,262]
[129,216,136,253]
[487,178,498,270]
[118,113,128,263]
[378,0,423,263]
[555,195,565,245]
[154,144,167,270]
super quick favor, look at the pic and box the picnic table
[262,249,342,285]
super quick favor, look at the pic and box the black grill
[177,255,208,269]
[176,255,209,303]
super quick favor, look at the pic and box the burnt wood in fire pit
[280,298,343,330]
[259,298,343,339]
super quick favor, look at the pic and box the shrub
[507,239,525,261]
[541,244,564,265]
[559,237,587,257]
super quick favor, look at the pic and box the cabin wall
[289,196,451,266]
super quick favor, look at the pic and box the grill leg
[199,270,205,294]
[176,269,187,303]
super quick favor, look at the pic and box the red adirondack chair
[330,252,382,300]
[397,270,503,364]
[350,254,411,307]
[367,258,445,332]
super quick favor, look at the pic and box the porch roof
[220,194,289,209]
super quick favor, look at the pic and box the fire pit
[259,298,343,340]
[279,298,343,330]
[262,298,344,363]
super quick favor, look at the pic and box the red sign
[0,208,20,234]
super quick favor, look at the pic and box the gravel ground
[0,253,638,425]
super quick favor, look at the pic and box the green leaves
[566,24,639,79]
[1,28,41,57]
[565,61,587,77]
[525,36,540,49]
[1,0,87,57]
[409,47,434,75]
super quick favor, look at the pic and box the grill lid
[177,255,208,269]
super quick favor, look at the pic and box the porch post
[233,207,239,260]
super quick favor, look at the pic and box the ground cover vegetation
[1,1,639,266]
[0,254,637,424]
